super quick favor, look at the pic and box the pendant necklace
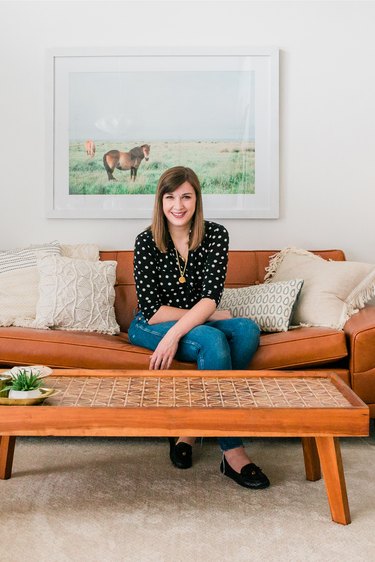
[175,248,188,284]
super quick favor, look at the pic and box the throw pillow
[264,247,375,329]
[61,244,100,261]
[0,241,61,328]
[218,279,304,332]
[35,254,120,335]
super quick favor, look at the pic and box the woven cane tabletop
[43,376,353,409]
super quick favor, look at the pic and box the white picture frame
[46,47,279,219]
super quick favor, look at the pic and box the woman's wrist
[167,325,184,342]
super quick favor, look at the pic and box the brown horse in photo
[85,140,96,157]
[103,144,150,181]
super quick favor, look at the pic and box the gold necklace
[175,248,188,284]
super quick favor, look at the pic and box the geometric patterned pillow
[218,279,304,332]
[35,254,120,335]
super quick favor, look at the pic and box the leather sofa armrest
[344,306,375,374]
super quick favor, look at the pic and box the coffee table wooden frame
[0,369,369,525]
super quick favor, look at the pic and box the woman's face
[162,181,197,229]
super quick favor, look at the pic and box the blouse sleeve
[133,231,162,322]
[200,224,229,306]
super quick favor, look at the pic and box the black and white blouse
[133,221,229,322]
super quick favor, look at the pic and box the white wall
[1,1,374,261]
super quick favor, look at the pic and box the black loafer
[220,457,270,489]
[169,438,192,469]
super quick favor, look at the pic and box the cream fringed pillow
[35,254,120,335]
[218,279,304,332]
[265,247,375,329]
[61,244,99,261]
[0,241,61,328]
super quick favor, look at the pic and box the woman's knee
[185,325,231,369]
[232,317,260,342]
[184,325,230,360]
[188,325,229,348]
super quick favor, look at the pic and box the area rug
[1,430,374,562]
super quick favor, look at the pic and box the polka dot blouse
[133,221,229,322]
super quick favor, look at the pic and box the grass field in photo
[69,140,255,195]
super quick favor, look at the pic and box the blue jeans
[128,312,260,451]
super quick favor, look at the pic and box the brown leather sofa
[0,249,374,417]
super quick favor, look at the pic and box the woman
[128,166,270,489]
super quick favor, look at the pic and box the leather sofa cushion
[0,327,193,370]
[250,327,348,370]
[0,325,347,371]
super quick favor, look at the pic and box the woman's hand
[208,309,232,321]
[149,332,180,370]
[149,299,222,369]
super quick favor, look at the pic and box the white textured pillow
[218,279,304,332]
[0,242,61,328]
[265,247,375,329]
[35,254,120,335]
[61,244,100,261]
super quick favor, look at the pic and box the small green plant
[3,370,43,392]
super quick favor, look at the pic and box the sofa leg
[0,436,16,479]
[302,437,321,481]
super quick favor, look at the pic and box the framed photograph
[46,47,279,219]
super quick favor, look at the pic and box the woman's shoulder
[135,227,155,248]
[204,220,229,239]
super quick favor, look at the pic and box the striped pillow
[0,242,62,328]
[0,241,61,274]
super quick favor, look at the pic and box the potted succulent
[3,369,44,399]
[0,373,12,396]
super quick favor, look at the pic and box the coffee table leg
[0,436,16,480]
[315,437,351,525]
[301,437,321,481]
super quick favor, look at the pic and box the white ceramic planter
[8,389,42,399]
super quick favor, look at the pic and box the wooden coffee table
[0,369,369,525]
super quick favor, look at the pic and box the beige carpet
[1,428,374,562]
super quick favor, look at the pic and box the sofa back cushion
[100,249,346,332]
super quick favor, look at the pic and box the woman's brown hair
[151,166,205,253]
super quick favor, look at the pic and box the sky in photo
[69,70,255,141]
